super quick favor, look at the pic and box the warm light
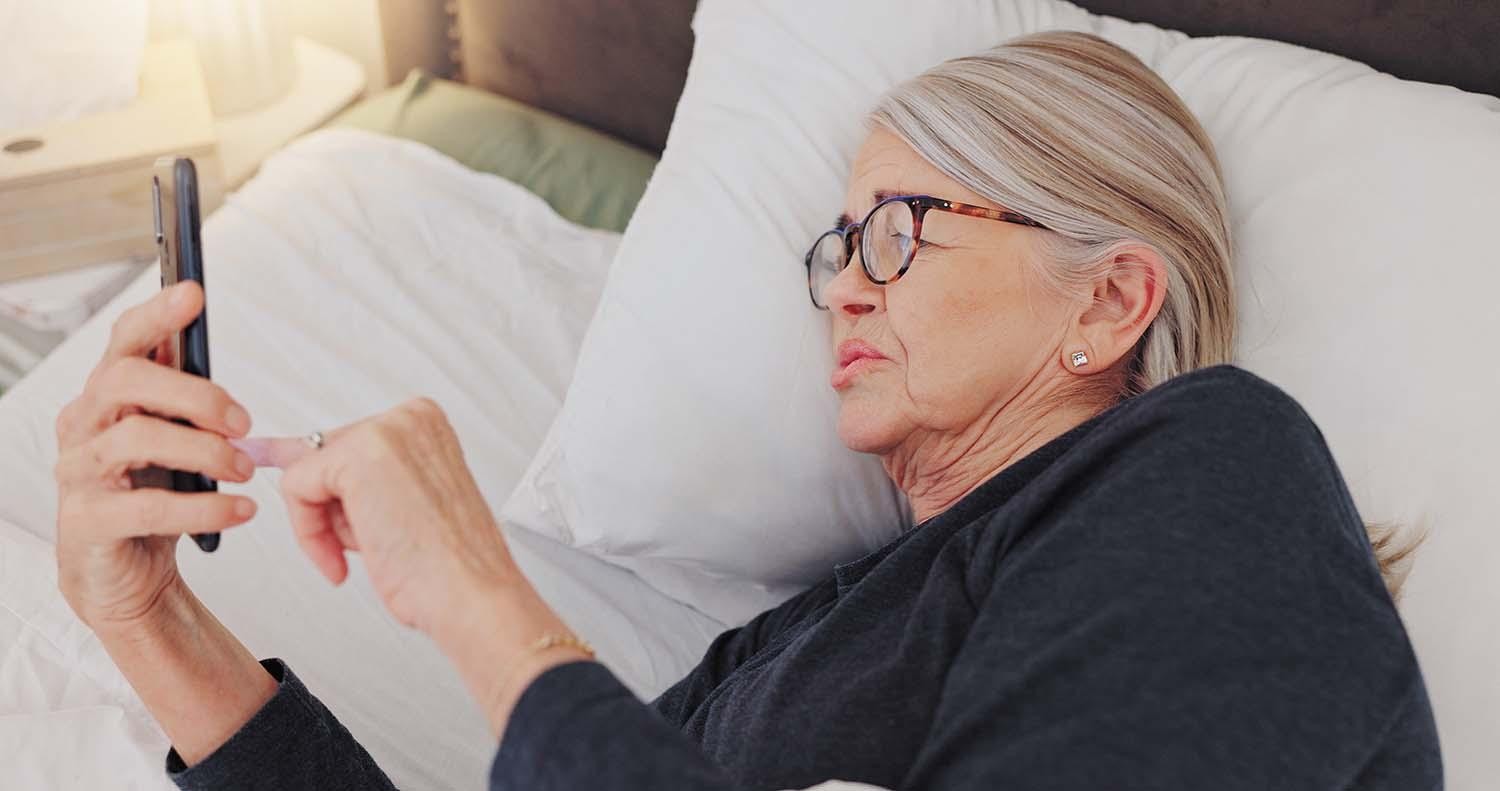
[179,0,295,116]
[0,0,149,129]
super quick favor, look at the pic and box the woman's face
[824,128,1080,456]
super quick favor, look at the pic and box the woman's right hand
[54,280,259,634]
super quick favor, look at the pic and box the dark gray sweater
[167,364,1442,790]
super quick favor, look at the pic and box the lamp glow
[180,0,295,116]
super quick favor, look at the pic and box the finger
[57,414,255,488]
[230,436,319,469]
[85,357,251,438]
[329,504,359,550]
[80,489,258,540]
[98,281,202,368]
[290,501,350,585]
[279,457,350,584]
[146,336,174,368]
[230,423,360,469]
[294,504,349,585]
[55,398,90,451]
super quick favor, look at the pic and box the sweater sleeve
[162,571,827,791]
[493,579,835,791]
[167,659,398,791]
[897,374,1443,790]
[651,577,834,726]
[492,661,746,790]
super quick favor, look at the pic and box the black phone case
[153,157,219,553]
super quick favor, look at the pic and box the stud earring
[1070,350,1089,368]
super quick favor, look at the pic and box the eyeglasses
[803,194,1049,310]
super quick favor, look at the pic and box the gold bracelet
[481,632,598,735]
[529,632,596,659]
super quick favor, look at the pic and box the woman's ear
[1066,243,1169,373]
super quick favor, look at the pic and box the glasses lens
[862,200,916,283]
[808,231,846,308]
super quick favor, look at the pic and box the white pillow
[503,3,1500,783]
[502,0,1181,622]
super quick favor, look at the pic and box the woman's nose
[823,255,882,317]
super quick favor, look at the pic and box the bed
[0,128,733,788]
[2,0,1496,789]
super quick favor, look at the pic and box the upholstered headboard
[454,0,696,153]
[454,0,1498,154]
[1076,0,1497,98]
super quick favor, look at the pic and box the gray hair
[869,30,1234,406]
[869,30,1418,598]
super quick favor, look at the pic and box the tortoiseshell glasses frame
[803,194,1050,310]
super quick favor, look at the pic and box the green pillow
[328,70,657,233]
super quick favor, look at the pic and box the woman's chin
[835,399,901,454]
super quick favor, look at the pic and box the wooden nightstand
[0,37,362,284]
[0,38,363,389]
[0,40,224,284]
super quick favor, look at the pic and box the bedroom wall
[376,0,455,85]
[148,0,451,93]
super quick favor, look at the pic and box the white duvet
[0,130,729,790]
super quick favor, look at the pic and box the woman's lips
[836,340,886,368]
[832,340,889,390]
[831,356,885,389]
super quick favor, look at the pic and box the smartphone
[151,157,220,553]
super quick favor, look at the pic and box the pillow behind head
[505,1,1192,623]
[500,1,1076,624]
[502,13,1500,788]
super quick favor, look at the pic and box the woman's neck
[884,399,1100,525]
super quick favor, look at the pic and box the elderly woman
[54,31,1438,790]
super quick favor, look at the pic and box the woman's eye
[888,231,936,249]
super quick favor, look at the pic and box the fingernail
[234,452,254,478]
[225,404,251,435]
[234,498,256,519]
[170,282,193,306]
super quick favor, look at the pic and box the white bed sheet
[0,130,727,790]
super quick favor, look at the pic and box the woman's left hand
[235,397,513,635]
[232,397,590,735]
